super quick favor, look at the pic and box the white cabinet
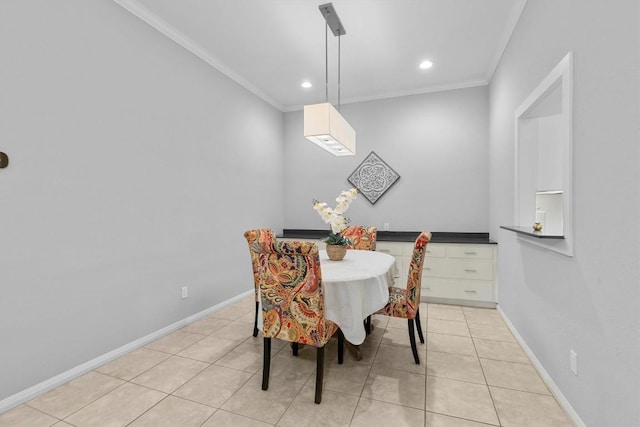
[423,243,496,306]
[288,238,326,250]
[375,241,405,282]
[377,241,497,306]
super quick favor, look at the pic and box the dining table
[319,249,395,359]
[257,248,396,360]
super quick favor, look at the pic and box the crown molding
[113,0,284,111]
[113,0,525,114]
[282,79,489,112]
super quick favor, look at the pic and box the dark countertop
[500,225,564,239]
[282,229,496,244]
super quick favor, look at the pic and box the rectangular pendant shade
[304,103,356,156]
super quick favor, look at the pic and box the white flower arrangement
[313,188,358,245]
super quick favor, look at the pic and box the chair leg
[262,337,271,390]
[253,301,259,337]
[315,346,325,404]
[337,330,344,364]
[415,308,425,344]
[408,319,420,364]
[292,342,299,356]
[364,315,372,335]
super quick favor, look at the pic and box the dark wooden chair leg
[253,301,259,337]
[364,315,372,334]
[315,346,325,404]
[292,342,299,356]
[408,319,420,364]
[262,337,271,390]
[415,308,425,344]
[338,329,344,364]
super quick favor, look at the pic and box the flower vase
[326,244,347,261]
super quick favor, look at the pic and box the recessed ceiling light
[419,60,433,70]
[301,81,312,88]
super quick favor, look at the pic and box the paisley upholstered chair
[243,229,276,337]
[378,231,431,364]
[340,225,377,251]
[252,239,342,404]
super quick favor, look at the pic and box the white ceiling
[114,0,527,112]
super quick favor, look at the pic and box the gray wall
[0,1,283,401]
[283,86,490,233]
[489,1,639,426]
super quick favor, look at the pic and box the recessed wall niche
[504,52,573,256]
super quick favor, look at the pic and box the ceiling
[114,0,527,112]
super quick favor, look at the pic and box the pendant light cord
[325,20,328,103]
[323,8,342,109]
[338,30,341,111]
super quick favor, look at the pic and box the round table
[319,249,395,345]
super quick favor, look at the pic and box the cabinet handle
[425,287,431,290]
[464,290,477,293]
[464,269,477,273]
[464,251,477,255]
[425,267,431,270]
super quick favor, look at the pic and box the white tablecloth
[320,250,394,345]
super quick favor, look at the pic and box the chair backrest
[341,226,378,251]
[405,232,432,306]
[243,229,276,300]
[253,240,333,347]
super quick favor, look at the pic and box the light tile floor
[1,297,575,427]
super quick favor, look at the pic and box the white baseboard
[423,296,496,309]
[0,290,253,414]
[497,306,585,427]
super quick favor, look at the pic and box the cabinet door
[422,278,493,301]
[425,244,446,258]
[446,259,493,281]
[422,258,448,278]
[377,242,404,285]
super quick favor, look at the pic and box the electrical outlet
[570,349,578,375]
[383,223,390,231]
[181,286,188,299]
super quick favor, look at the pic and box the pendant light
[304,3,356,156]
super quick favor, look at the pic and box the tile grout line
[89,314,256,426]
[123,393,172,426]
[57,381,143,425]
[27,375,130,424]
[29,348,176,423]
[171,331,272,426]
[9,299,569,427]
[424,304,429,427]
[426,304,503,426]
[21,404,64,424]
[463,307,503,427]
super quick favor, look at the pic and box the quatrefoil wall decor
[347,151,400,204]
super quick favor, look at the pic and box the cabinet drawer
[422,279,493,302]
[447,246,493,259]
[425,245,446,258]
[447,259,493,280]
[422,258,448,278]
[376,242,404,256]
[392,256,403,280]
